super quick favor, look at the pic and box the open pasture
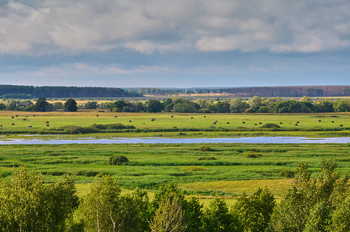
[1,143,350,197]
[0,111,349,135]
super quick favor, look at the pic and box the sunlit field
[0,111,349,137]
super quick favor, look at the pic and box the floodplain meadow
[1,142,350,197]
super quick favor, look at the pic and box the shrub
[181,166,206,172]
[261,123,281,129]
[243,151,262,158]
[109,155,129,165]
[279,169,295,178]
[198,156,217,161]
[199,145,211,151]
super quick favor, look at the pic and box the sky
[0,0,350,88]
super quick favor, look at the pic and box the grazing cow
[151,118,155,121]
[254,123,257,126]
[47,124,49,127]
[213,121,216,125]
[0,125,2,127]
[33,115,35,117]
[295,124,298,126]
[15,115,18,117]
[11,116,14,118]
[129,120,132,122]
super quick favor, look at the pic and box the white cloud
[22,63,171,77]
[0,0,350,55]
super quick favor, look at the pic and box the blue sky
[0,0,350,88]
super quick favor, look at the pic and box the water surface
[0,136,349,145]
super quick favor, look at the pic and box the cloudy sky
[0,0,349,88]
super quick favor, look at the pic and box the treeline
[132,86,350,97]
[0,85,140,99]
[2,96,350,113]
[1,160,350,231]
[96,97,350,113]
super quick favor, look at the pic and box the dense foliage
[105,97,350,113]
[1,96,350,113]
[0,161,349,231]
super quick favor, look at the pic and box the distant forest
[136,85,350,97]
[1,85,350,99]
[0,85,141,99]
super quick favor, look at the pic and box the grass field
[1,111,350,200]
[1,143,349,198]
[0,111,350,137]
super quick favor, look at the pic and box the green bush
[109,155,129,165]
[243,151,263,158]
[181,166,206,172]
[198,156,217,161]
[199,145,211,151]
[261,123,281,129]
[279,169,295,178]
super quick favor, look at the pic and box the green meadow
[1,143,350,197]
[1,111,350,198]
[0,111,350,137]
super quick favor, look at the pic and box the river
[0,136,349,145]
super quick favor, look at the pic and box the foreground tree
[150,194,187,232]
[79,175,149,232]
[202,197,237,232]
[233,188,275,232]
[271,160,348,232]
[0,167,78,232]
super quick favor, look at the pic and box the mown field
[1,143,349,198]
[0,111,350,137]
